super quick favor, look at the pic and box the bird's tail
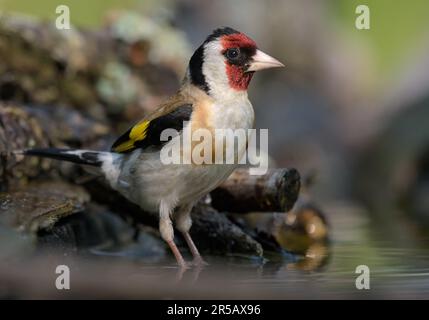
[19,148,109,167]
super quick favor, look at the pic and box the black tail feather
[23,148,103,167]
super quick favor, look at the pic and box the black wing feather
[111,104,193,153]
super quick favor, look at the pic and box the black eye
[226,48,240,60]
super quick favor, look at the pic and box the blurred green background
[3,0,429,77]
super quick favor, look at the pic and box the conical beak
[247,49,285,72]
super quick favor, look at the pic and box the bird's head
[188,27,284,100]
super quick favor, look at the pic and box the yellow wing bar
[112,120,150,153]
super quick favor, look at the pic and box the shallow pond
[61,203,429,299]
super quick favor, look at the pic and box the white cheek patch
[202,40,231,97]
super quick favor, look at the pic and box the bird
[20,27,284,268]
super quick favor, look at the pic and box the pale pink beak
[247,49,285,72]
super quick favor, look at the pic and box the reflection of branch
[211,168,301,213]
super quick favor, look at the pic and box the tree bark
[212,168,300,213]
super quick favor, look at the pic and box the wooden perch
[211,168,300,213]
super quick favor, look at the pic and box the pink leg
[166,240,188,268]
[159,199,189,268]
[175,203,208,266]
[182,232,208,266]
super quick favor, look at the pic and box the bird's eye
[226,48,240,60]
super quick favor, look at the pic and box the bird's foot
[192,257,209,267]
[178,261,192,270]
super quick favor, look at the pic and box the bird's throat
[226,64,254,91]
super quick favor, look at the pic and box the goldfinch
[21,27,284,267]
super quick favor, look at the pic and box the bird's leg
[159,200,188,268]
[183,232,208,266]
[175,203,208,266]
[167,239,187,268]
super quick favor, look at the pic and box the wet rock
[0,181,89,232]
[190,204,264,257]
[230,196,330,270]
[38,208,124,250]
[273,201,329,254]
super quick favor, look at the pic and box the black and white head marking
[188,27,256,99]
